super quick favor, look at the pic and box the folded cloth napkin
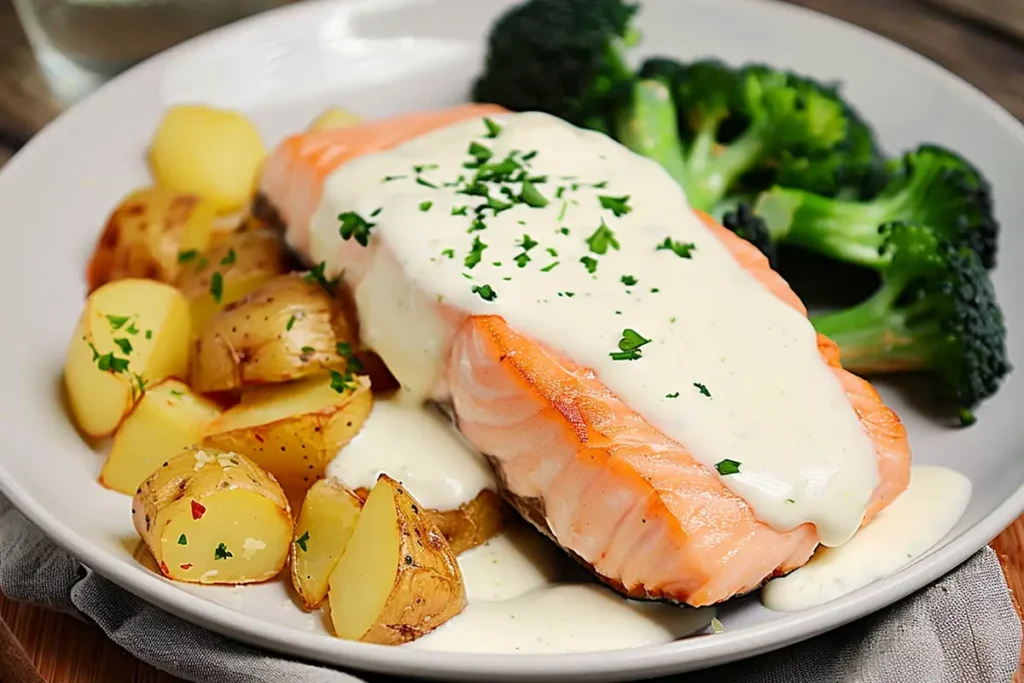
[0,494,1019,683]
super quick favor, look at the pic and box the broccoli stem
[683,125,766,211]
[616,81,692,192]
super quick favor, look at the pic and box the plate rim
[2,0,1023,679]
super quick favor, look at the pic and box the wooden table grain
[0,0,1023,681]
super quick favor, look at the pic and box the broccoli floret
[810,222,1009,425]
[755,144,998,270]
[634,58,851,211]
[722,203,776,266]
[472,0,639,134]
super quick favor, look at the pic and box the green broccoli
[810,222,1009,425]
[754,144,998,270]
[471,0,639,134]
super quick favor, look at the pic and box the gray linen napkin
[0,494,1019,683]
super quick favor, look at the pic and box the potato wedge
[291,478,363,610]
[328,475,466,644]
[65,279,191,437]
[86,187,216,293]
[306,107,363,132]
[203,374,372,493]
[132,447,291,584]
[190,273,356,393]
[101,380,221,495]
[148,105,266,214]
[354,487,506,556]
[174,228,290,336]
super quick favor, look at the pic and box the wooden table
[1,0,1023,680]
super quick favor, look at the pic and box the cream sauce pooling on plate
[405,526,716,654]
[762,465,971,612]
[307,111,879,546]
[325,394,495,510]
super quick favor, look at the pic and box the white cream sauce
[326,394,495,510]
[307,111,878,545]
[406,525,715,654]
[763,465,971,612]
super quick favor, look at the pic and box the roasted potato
[132,447,292,584]
[190,273,356,394]
[354,487,506,556]
[174,228,290,336]
[101,380,221,495]
[291,478,363,610]
[64,279,191,437]
[203,373,372,494]
[328,475,466,644]
[148,105,267,214]
[86,187,216,293]
[306,107,363,132]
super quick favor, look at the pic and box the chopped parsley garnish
[383,174,407,182]
[580,256,598,274]
[209,271,224,303]
[170,389,184,398]
[106,314,130,330]
[177,249,198,263]
[145,329,152,339]
[471,284,497,302]
[558,291,576,298]
[559,227,570,236]
[286,315,296,331]
[177,534,188,546]
[89,343,130,374]
[546,247,558,257]
[295,531,310,552]
[517,234,538,251]
[598,195,632,217]
[586,220,619,255]
[621,275,638,286]
[541,261,560,272]
[657,238,696,259]
[219,248,237,266]
[304,261,339,296]
[557,202,569,222]
[483,117,502,138]
[301,346,315,354]
[514,253,531,268]
[521,150,538,162]
[464,236,487,270]
[337,342,363,371]
[416,177,437,189]
[413,163,439,173]
[329,369,358,393]
[609,328,651,361]
[520,180,548,208]
[451,206,469,216]
[113,338,133,355]
[694,382,712,397]
[492,261,502,266]
[126,322,139,335]
[338,211,376,247]
[214,543,233,560]
[419,201,433,212]
[467,141,493,167]
[666,392,680,398]
[441,248,455,259]
[715,459,741,476]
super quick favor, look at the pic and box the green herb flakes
[483,117,503,138]
[220,248,237,266]
[338,211,376,247]
[419,201,433,212]
[214,543,233,560]
[621,275,638,286]
[464,236,488,270]
[106,314,130,330]
[329,369,357,393]
[586,220,619,255]
[209,271,224,303]
[580,256,598,274]
[657,238,696,259]
[694,382,712,397]
[286,315,296,331]
[598,195,632,217]
[113,338,133,355]
[295,531,310,552]
[610,328,651,361]
[177,534,188,546]
[715,459,741,476]
[177,250,198,263]
[472,284,497,302]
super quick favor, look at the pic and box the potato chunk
[190,273,356,393]
[148,105,266,214]
[329,475,466,644]
[174,228,289,335]
[101,380,221,495]
[64,279,190,437]
[86,187,216,293]
[132,447,291,584]
[203,374,372,493]
[291,478,363,610]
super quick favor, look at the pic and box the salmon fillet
[258,108,912,606]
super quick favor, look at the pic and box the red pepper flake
[159,561,170,576]
[179,563,193,571]
[191,500,206,520]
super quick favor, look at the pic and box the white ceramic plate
[1,0,1023,680]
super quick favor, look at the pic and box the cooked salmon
[258,108,912,606]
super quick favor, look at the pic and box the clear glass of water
[12,0,291,103]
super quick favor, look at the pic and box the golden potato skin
[203,374,373,494]
[86,187,216,293]
[329,475,466,645]
[190,273,356,393]
[291,478,363,610]
[132,447,291,585]
[354,487,507,556]
[174,228,290,336]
